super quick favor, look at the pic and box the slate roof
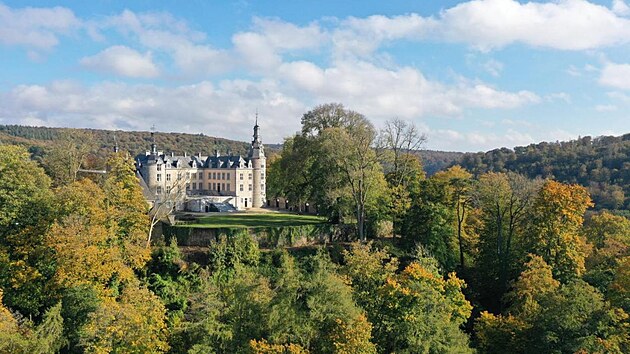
[136,152,252,169]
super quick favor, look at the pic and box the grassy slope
[180,213,327,229]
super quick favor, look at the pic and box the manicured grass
[179,213,328,229]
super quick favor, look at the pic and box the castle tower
[143,128,163,196]
[249,114,266,208]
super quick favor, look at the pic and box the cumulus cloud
[80,46,160,78]
[613,0,630,16]
[277,59,539,123]
[599,62,630,89]
[0,3,80,49]
[335,0,630,55]
[0,80,305,143]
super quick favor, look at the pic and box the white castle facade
[135,120,266,211]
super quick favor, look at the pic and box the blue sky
[0,0,629,151]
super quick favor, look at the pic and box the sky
[0,0,629,152]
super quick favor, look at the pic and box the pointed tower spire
[253,111,260,143]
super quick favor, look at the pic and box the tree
[475,172,540,309]
[48,179,134,291]
[103,152,151,268]
[80,283,170,353]
[526,180,593,282]
[376,118,426,188]
[42,130,96,187]
[342,243,472,353]
[320,126,388,241]
[148,167,190,247]
[0,145,57,318]
[433,166,473,268]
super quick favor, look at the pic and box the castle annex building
[135,119,266,211]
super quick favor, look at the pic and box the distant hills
[1,124,627,209]
[456,134,630,210]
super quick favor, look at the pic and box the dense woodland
[0,106,629,353]
[456,135,630,211]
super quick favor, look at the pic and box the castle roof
[136,152,252,169]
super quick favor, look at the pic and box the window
[208,173,212,179]
[199,172,203,179]
[240,173,243,180]
[167,186,172,193]
[248,173,252,180]
[249,184,252,191]
[166,174,171,181]
[157,164,162,171]
[186,172,190,179]
[213,172,216,179]
[261,183,264,191]
[240,184,243,191]
[212,183,216,190]
[227,173,230,180]
[227,184,230,191]
[222,183,225,192]
[157,174,161,182]
[177,172,182,180]
[192,182,197,190]
[186,183,190,191]
[157,186,162,194]
[222,173,226,180]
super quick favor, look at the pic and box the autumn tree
[80,283,170,353]
[342,243,473,353]
[525,180,593,282]
[103,152,151,267]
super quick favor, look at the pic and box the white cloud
[599,62,630,89]
[277,59,539,123]
[80,46,160,78]
[546,92,572,103]
[0,3,80,49]
[613,0,630,16]
[0,80,305,143]
[482,59,504,77]
[595,104,618,111]
[335,0,630,55]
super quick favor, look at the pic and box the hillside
[0,124,253,158]
[455,134,630,210]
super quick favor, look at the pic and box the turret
[249,113,266,208]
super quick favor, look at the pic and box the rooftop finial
[255,108,258,127]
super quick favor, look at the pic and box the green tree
[0,144,56,317]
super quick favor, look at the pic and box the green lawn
[179,213,328,229]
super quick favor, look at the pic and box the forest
[0,104,628,353]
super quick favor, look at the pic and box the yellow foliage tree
[48,179,133,293]
[527,180,593,282]
[80,283,169,353]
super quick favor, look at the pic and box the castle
[135,119,266,211]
